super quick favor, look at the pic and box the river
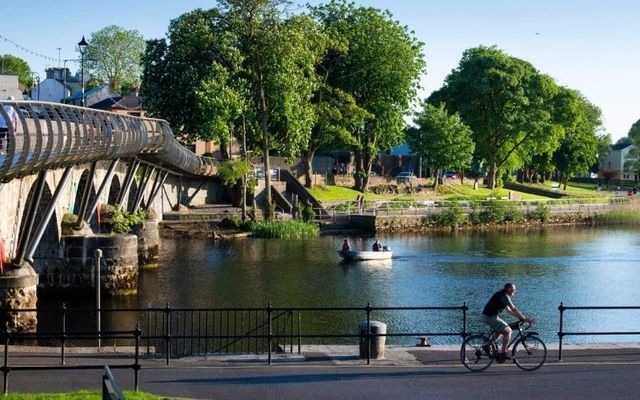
[40,225,640,345]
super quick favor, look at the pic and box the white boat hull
[337,250,393,261]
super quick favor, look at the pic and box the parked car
[396,171,416,182]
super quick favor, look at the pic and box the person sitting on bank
[342,239,351,252]
[372,239,382,252]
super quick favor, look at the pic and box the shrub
[110,207,146,234]
[527,204,550,222]
[301,205,316,223]
[503,201,524,222]
[434,202,466,227]
[479,200,505,223]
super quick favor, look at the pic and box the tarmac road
[4,345,640,399]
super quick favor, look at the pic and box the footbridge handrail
[0,100,218,182]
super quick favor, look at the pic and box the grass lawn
[308,180,587,202]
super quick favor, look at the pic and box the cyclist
[482,283,532,359]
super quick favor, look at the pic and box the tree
[302,86,369,188]
[312,0,426,191]
[220,0,329,217]
[0,54,34,88]
[85,25,146,93]
[551,88,602,189]
[406,103,474,187]
[592,133,612,173]
[429,46,562,189]
[142,9,245,147]
[628,119,640,142]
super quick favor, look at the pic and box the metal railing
[323,197,631,218]
[557,302,640,361]
[1,324,141,395]
[4,303,468,366]
[0,100,218,183]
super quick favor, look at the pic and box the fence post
[164,303,171,366]
[558,302,565,362]
[2,323,9,395]
[267,303,273,365]
[61,303,66,365]
[134,324,141,392]
[366,302,372,366]
[462,302,468,339]
[297,312,301,355]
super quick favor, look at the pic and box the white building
[0,74,25,99]
[30,68,81,103]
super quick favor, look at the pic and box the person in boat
[342,239,351,252]
[372,239,382,252]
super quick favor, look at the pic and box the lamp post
[77,36,88,107]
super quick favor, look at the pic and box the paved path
[4,344,640,399]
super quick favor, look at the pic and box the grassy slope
[309,180,612,202]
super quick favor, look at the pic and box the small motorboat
[337,249,392,261]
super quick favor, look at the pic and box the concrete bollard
[358,321,387,359]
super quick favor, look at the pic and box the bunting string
[0,33,57,62]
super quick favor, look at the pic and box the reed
[248,220,320,239]
[593,200,640,225]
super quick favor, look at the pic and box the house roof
[90,95,145,111]
[64,85,106,101]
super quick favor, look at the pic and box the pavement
[3,343,640,399]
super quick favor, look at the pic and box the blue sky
[2,0,638,141]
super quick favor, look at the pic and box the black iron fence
[5,303,469,365]
[1,325,141,395]
[557,303,640,361]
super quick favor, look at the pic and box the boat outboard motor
[382,246,391,252]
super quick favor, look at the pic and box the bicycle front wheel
[461,334,495,372]
[512,335,547,371]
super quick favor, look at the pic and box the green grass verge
[311,180,612,203]
[2,391,163,399]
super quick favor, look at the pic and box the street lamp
[77,36,88,107]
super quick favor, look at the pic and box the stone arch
[17,180,59,276]
[126,179,139,212]
[108,174,122,205]
[72,169,98,231]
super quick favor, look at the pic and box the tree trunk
[258,72,272,220]
[487,162,498,189]
[303,149,315,189]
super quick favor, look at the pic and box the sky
[2,0,639,141]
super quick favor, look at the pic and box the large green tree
[429,46,562,189]
[141,9,244,147]
[406,103,474,187]
[551,88,602,189]
[311,0,425,191]
[0,54,33,88]
[220,0,329,214]
[85,25,146,93]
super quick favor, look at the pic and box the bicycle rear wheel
[461,334,495,372]
[512,335,547,371]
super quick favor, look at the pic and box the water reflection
[39,226,640,345]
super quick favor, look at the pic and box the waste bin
[358,321,387,359]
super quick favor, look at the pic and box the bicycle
[461,320,547,372]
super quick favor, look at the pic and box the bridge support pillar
[0,265,38,332]
[58,234,139,296]
[133,210,160,269]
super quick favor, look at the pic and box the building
[0,74,26,99]
[89,94,146,117]
[30,68,81,103]
[601,142,638,183]
[63,85,115,107]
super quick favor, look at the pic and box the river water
[42,226,640,345]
